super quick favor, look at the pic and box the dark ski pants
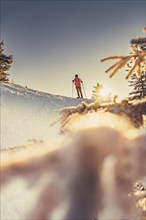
[76,86,83,98]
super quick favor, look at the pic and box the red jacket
[72,77,83,87]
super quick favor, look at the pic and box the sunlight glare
[100,88,110,97]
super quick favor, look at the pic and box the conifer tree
[0,40,13,82]
[91,83,103,101]
[128,72,146,101]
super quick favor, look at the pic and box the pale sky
[1,0,145,99]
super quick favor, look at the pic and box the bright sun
[100,88,110,97]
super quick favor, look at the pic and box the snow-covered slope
[0,83,91,220]
[0,82,91,149]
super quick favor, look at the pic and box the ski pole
[72,82,74,98]
[82,83,87,99]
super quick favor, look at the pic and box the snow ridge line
[0,82,91,100]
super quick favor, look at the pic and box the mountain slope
[0,82,91,149]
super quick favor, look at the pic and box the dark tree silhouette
[128,72,146,101]
[0,40,13,82]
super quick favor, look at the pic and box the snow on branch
[56,99,146,134]
[101,34,146,79]
[131,37,146,45]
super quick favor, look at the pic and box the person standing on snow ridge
[72,74,83,98]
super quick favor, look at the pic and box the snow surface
[0,82,91,220]
[0,82,91,149]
